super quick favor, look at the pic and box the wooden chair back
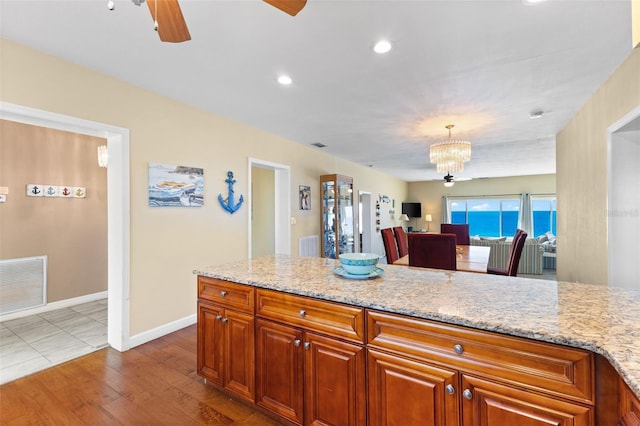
[407,233,457,271]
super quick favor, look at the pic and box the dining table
[393,244,491,273]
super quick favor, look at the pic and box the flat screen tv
[402,202,422,218]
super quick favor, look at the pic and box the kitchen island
[195,254,640,425]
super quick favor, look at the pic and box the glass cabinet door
[321,174,354,258]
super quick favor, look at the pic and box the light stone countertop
[194,254,640,399]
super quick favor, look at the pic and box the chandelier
[429,124,471,173]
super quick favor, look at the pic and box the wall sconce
[424,214,433,232]
[97,145,108,168]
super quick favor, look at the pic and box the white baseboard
[127,314,197,349]
[0,291,108,322]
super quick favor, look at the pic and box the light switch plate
[0,195,6,203]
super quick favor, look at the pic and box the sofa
[470,236,548,275]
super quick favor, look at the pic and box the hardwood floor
[0,325,283,425]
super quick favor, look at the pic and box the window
[449,198,520,237]
[532,196,556,237]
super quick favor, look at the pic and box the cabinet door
[223,309,255,402]
[197,302,224,385]
[256,319,304,425]
[304,332,366,426]
[460,375,592,426]
[619,377,640,426]
[367,349,459,426]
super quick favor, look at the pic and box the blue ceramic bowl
[339,253,380,275]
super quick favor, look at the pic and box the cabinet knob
[221,317,228,324]
[303,342,310,350]
[299,310,306,317]
[294,339,301,347]
[220,290,227,297]
[463,389,473,400]
[454,344,464,354]
[445,384,455,395]
[215,314,222,321]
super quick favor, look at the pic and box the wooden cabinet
[367,348,459,426]
[367,309,595,425]
[619,377,640,426]
[197,277,255,403]
[460,375,592,426]
[255,289,366,425]
[321,174,355,258]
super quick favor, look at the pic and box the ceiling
[0,0,633,182]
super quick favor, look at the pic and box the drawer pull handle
[445,384,455,395]
[299,310,306,317]
[220,290,227,297]
[454,344,464,354]
[303,342,310,350]
[294,339,301,347]
[463,389,473,400]
[221,317,228,324]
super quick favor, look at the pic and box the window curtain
[442,196,450,224]
[518,193,532,236]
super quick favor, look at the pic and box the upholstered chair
[440,223,470,245]
[407,233,457,271]
[392,226,409,257]
[381,228,400,264]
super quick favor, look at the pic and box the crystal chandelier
[429,124,471,173]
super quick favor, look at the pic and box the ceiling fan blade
[263,0,307,16]
[146,0,191,43]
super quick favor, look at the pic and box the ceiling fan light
[444,181,455,188]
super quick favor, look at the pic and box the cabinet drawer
[367,310,594,404]
[256,289,365,343]
[198,276,254,313]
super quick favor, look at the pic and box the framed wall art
[299,185,311,210]
[148,162,203,207]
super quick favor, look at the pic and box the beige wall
[0,120,108,302]
[557,47,640,285]
[251,167,275,257]
[633,0,640,48]
[408,174,556,234]
[0,39,408,335]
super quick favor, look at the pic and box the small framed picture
[299,185,311,210]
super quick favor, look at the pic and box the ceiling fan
[441,173,472,187]
[127,0,307,43]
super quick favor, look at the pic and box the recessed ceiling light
[277,75,292,85]
[373,40,392,54]
[522,0,548,5]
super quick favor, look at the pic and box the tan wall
[557,47,640,285]
[251,167,275,257]
[0,120,108,302]
[408,174,556,234]
[0,39,408,335]
[633,0,640,49]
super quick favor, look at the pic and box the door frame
[359,191,373,253]
[247,158,291,258]
[0,102,131,351]
[607,104,640,287]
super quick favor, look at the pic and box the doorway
[608,105,640,288]
[1,102,130,351]
[359,191,372,253]
[247,158,291,258]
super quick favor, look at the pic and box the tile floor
[0,299,108,385]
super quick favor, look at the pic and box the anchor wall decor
[218,171,244,214]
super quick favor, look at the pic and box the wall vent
[0,256,47,315]
[299,236,319,257]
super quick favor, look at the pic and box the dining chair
[440,223,470,245]
[381,228,400,264]
[487,230,528,276]
[392,226,409,257]
[407,233,457,270]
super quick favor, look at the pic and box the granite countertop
[194,254,640,400]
